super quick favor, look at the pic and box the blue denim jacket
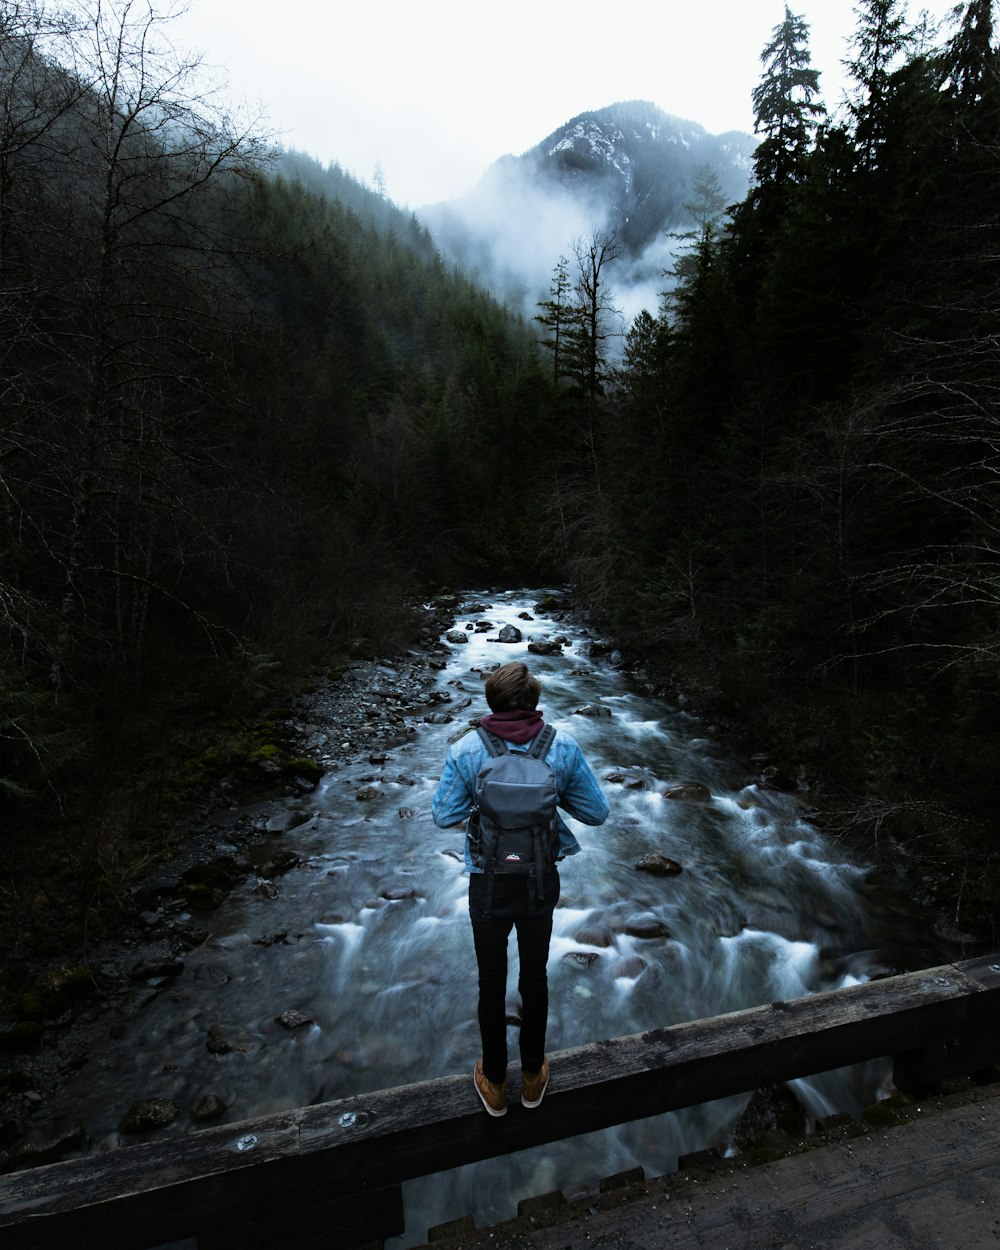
[431,725,610,872]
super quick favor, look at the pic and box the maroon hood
[479,709,544,745]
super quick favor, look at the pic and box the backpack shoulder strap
[527,724,556,760]
[476,726,508,757]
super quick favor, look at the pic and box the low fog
[419,103,753,347]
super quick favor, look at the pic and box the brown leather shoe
[521,1057,550,1108]
[474,1059,507,1117]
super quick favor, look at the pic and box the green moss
[285,756,322,783]
[183,882,224,910]
[249,744,280,763]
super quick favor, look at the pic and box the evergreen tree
[845,0,916,167]
[534,254,572,387]
[750,6,825,189]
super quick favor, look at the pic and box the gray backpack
[469,725,559,911]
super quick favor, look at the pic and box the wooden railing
[2,955,999,1250]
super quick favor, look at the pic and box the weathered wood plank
[1,957,997,1250]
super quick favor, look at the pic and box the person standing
[431,660,609,1116]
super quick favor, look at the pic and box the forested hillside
[585,0,1000,931]
[0,1,556,939]
[3,0,1000,950]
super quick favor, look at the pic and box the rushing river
[49,589,948,1245]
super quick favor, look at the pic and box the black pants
[469,870,559,1084]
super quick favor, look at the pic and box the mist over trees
[421,101,755,322]
[3,0,1000,945]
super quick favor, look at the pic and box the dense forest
[2,0,999,954]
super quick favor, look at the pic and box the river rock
[664,782,711,802]
[758,767,799,793]
[9,1118,85,1165]
[445,631,469,644]
[398,807,416,819]
[527,639,562,655]
[193,964,231,988]
[517,612,534,620]
[129,959,184,983]
[623,916,671,940]
[245,846,299,878]
[611,955,647,979]
[190,1094,227,1122]
[572,704,612,718]
[355,785,380,801]
[264,810,309,834]
[635,854,683,877]
[497,625,522,643]
[119,1098,180,1133]
[381,887,421,901]
[206,1027,233,1054]
[275,1009,313,1030]
[473,620,493,632]
[533,595,563,613]
[504,999,523,1026]
[573,924,615,948]
[563,951,600,969]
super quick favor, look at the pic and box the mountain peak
[420,101,754,319]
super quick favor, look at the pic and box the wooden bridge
[1,954,998,1250]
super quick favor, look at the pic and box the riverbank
[583,603,1000,957]
[0,598,455,1165]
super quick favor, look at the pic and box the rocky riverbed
[0,595,471,1168]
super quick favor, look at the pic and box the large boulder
[445,630,469,644]
[528,639,562,656]
[573,704,612,718]
[664,782,711,802]
[622,916,671,940]
[635,854,683,877]
[119,1098,180,1134]
[8,1119,85,1166]
[497,624,522,643]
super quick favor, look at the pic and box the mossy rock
[285,757,322,784]
[249,744,281,763]
[183,883,225,910]
[0,1021,43,1053]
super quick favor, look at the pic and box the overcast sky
[174,0,956,209]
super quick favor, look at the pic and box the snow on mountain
[420,100,754,321]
